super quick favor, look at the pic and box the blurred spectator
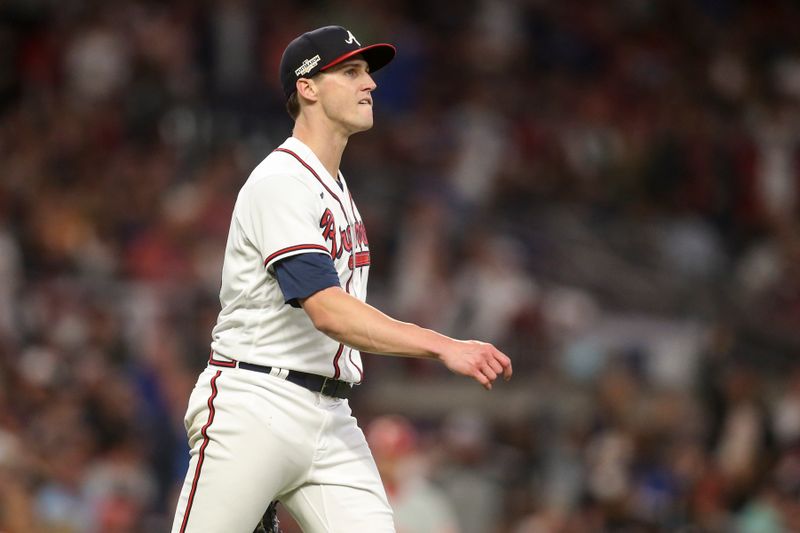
[366,415,459,533]
[445,233,539,346]
[64,9,131,105]
[0,225,21,342]
[772,368,800,447]
[445,81,511,210]
[207,0,257,99]
[390,194,454,332]
[749,99,800,226]
[711,363,776,510]
[432,410,504,533]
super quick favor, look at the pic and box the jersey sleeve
[238,174,331,271]
[274,253,341,308]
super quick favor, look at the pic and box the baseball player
[170,25,512,533]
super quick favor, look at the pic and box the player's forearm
[300,287,449,359]
[302,287,513,389]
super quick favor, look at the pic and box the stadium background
[1,0,800,531]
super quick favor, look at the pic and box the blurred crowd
[2,0,800,531]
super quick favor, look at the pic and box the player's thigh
[281,401,395,533]
[282,481,395,533]
[172,369,315,533]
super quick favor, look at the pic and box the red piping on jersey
[349,350,364,383]
[274,147,357,380]
[273,148,349,215]
[345,189,365,384]
[343,190,361,288]
[343,274,357,383]
[179,370,222,533]
[264,244,331,267]
[332,343,345,380]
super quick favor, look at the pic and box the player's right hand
[439,340,512,390]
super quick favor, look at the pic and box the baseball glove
[253,501,282,533]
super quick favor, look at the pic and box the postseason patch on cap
[295,55,321,76]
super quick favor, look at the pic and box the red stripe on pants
[180,370,222,532]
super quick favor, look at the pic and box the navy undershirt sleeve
[274,253,341,308]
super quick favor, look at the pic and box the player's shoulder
[241,150,315,196]
[247,150,303,184]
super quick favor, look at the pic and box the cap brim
[319,43,396,74]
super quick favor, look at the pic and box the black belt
[211,358,352,399]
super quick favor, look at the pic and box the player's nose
[363,72,377,91]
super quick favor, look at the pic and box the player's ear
[296,78,319,103]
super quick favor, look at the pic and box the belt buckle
[320,377,350,398]
[320,377,336,397]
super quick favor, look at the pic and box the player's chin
[350,115,374,133]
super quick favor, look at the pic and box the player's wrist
[420,328,451,361]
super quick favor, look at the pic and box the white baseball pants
[171,366,395,532]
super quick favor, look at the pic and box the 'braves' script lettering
[319,209,369,268]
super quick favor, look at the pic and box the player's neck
[292,120,348,182]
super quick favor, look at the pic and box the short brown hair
[286,91,300,120]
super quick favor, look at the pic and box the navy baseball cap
[279,25,396,100]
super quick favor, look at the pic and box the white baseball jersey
[210,136,370,383]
